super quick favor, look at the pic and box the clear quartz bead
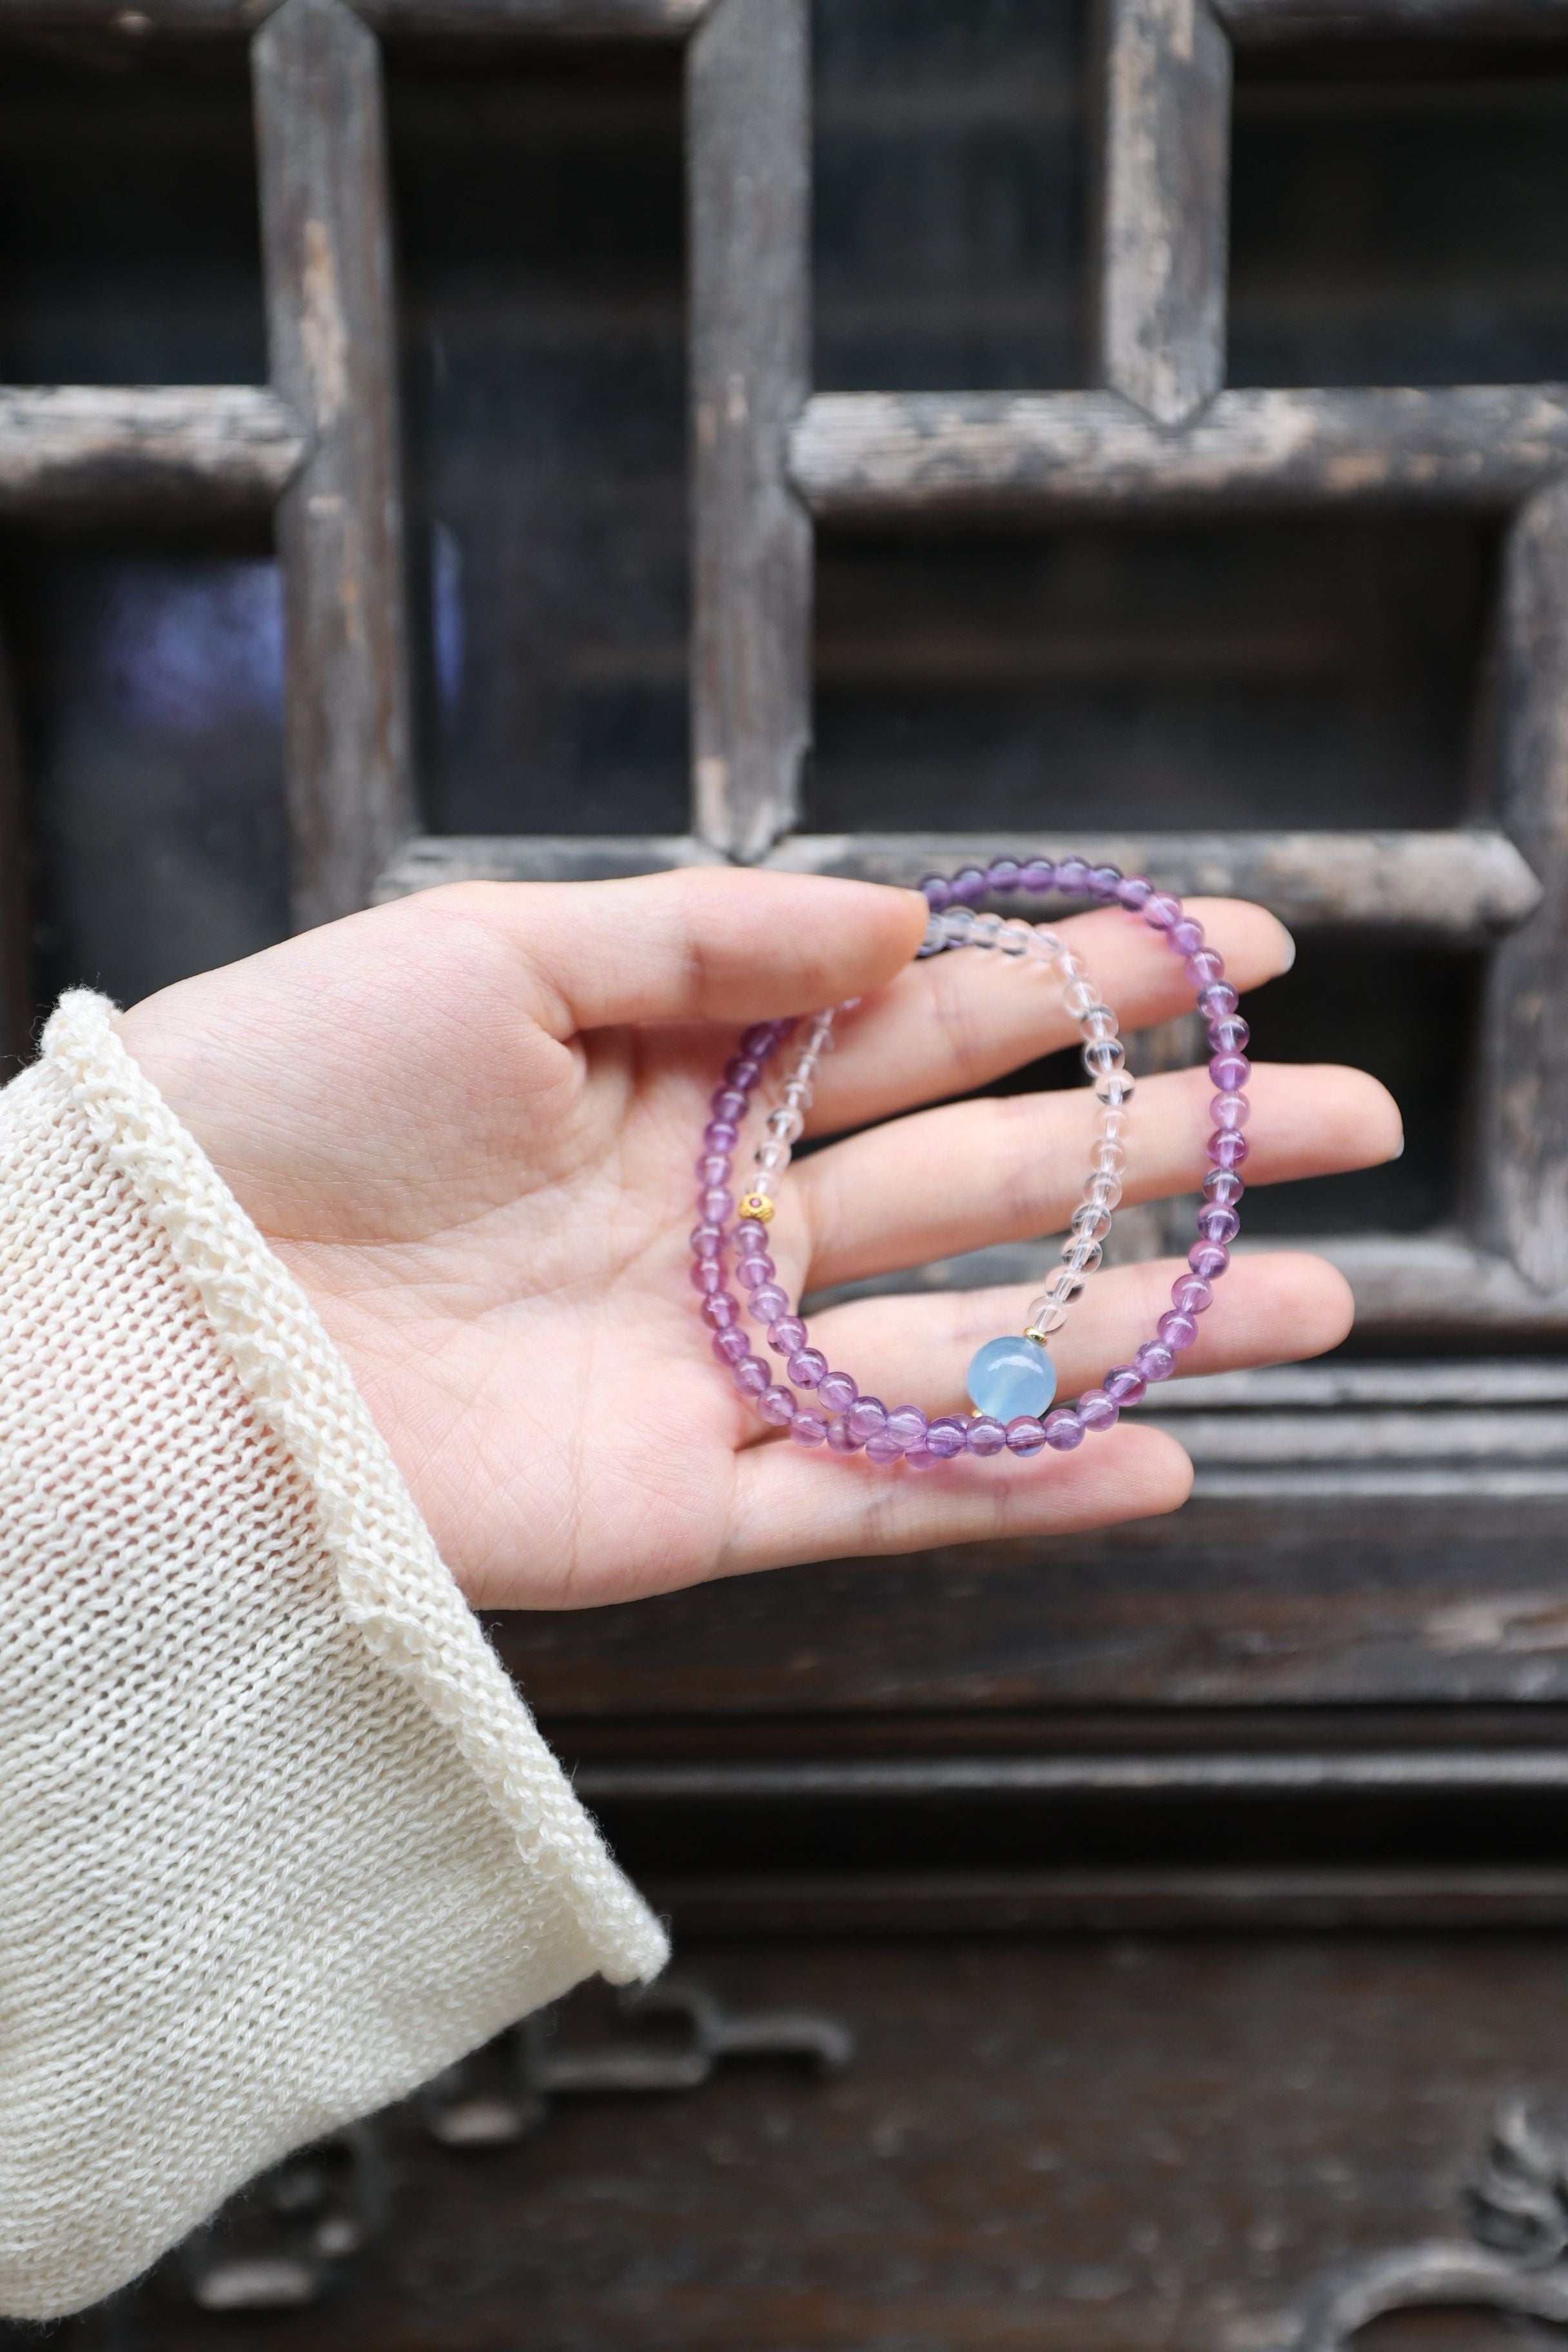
[1080,1004,1118,1043]
[1061,1236,1103,1276]
[1091,1139,1127,1176]
[754,1138,787,1172]
[1024,1298,1068,1337]
[1087,1171,1123,1210]
[1071,1202,1113,1241]
[970,912,1003,949]
[999,920,1030,956]
[1025,928,1063,962]
[1062,978,1097,1019]
[1082,1039,1126,1079]
[1044,1266,1086,1305]
[1095,1071,1135,1108]
[768,1106,805,1144]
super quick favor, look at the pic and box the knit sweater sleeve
[0,991,668,2320]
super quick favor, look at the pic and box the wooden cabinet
[5,3,1568,2344]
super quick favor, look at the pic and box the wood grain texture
[375,826,1540,940]
[0,387,303,519]
[1477,480,1568,1293]
[253,0,414,931]
[791,387,1568,519]
[686,0,812,860]
[1092,0,1231,427]
[44,1937,1568,2351]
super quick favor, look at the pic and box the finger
[797,1061,1400,1289]
[807,898,1295,1133]
[721,1418,1194,1574]
[802,1250,1354,1418]
[431,868,930,1038]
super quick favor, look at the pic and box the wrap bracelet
[688,856,1251,1467]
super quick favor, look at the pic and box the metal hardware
[1293,2098,1568,2349]
[179,2122,384,2313]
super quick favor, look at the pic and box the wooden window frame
[1,0,1565,1365]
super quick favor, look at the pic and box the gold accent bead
[738,1191,776,1224]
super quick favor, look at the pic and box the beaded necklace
[689,857,1250,1468]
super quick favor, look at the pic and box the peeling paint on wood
[790,387,1568,518]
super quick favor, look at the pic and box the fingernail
[1278,928,1297,973]
[1389,1132,1406,1161]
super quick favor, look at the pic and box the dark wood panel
[0,387,302,519]
[0,0,707,28]
[52,1935,1568,2350]
[489,1494,1568,1720]
[1220,0,1568,42]
[791,387,1568,518]
[253,0,415,928]
[0,628,29,1073]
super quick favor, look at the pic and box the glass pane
[0,35,266,385]
[390,48,689,838]
[810,513,1493,834]
[1230,54,1568,389]
[814,0,1086,392]
[5,544,288,1015]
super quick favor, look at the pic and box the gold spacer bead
[1023,1326,1055,1348]
[738,1191,776,1224]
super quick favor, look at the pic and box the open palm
[117,868,1400,1611]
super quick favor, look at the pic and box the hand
[117,870,1400,1611]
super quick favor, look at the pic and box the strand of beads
[689,1017,797,1350]
[692,854,1250,1467]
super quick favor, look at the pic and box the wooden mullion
[1217,0,1568,44]
[0,387,304,522]
[1092,0,1232,427]
[253,0,414,932]
[1476,480,1568,1292]
[791,387,1568,519]
[685,0,812,861]
[0,0,710,29]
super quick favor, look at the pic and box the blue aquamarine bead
[966,1335,1056,1420]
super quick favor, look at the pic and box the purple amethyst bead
[1135,1340,1177,1383]
[926,1416,970,1459]
[921,874,954,910]
[750,1283,789,1323]
[740,1022,778,1057]
[1197,981,1239,1020]
[1170,917,1205,956]
[1211,1093,1250,1131]
[1173,1275,1214,1315]
[790,1409,828,1447]
[711,1088,749,1124]
[1104,1366,1147,1407]
[966,1416,1008,1456]
[1210,1129,1250,1170]
[952,866,988,906]
[1204,1168,1245,1206]
[735,1220,770,1255]
[1043,1408,1084,1451]
[1210,1050,1251,1093]
[1143,892,1182,930]
[846,1396,888,1443]
[1086,865,1122,902]
[1209,1014,1250,1054]
[696,1152,732,1188]
[865,1430,905,1465]
[818,1369,858,1413]
[691,1222,724,1259]
[1157,1309,1199,1351]
[1185,950,1226,989]
[733,1355,770,1396]
[1055,855,1091,894]
[885,1405,930,1453]
[1198,1204,1241,1244]
[736,1253,776,1290]
[787,1347,828,1388]
[1116,875,1154,910]
[1189,1240,1231,1280]
[768,1316,808,1356]
[703,1121,739,1153]
[1006,1415,1047,1455]
[701,1293,740,1329]
[905,1447,939,1470]
[1078,1387,1118,1433]
[723,1055,762,1090]
[691,1259,725,1295]
[758,1385,796,1427]
[1020,858,1056,891]
[700,1186,734,1223]
[712,1327,751,1365]
[825,1415,862,1454]
[987,857,1021,891]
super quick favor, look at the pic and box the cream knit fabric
[0,992,667,2319]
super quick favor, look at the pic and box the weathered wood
[253,0,414,931]
[0,631,30,1076]
[1092,0,1231,427]
[578,1750,1568,1801]
[1219,0,1568,41]
[0,0,707,27]
[59,1939,1568,2351]
[375,826,1541,941]
[790,387,1568,519]
[686,0,812,860]
[1476,480,1568,1294]
[0,387,304,520]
